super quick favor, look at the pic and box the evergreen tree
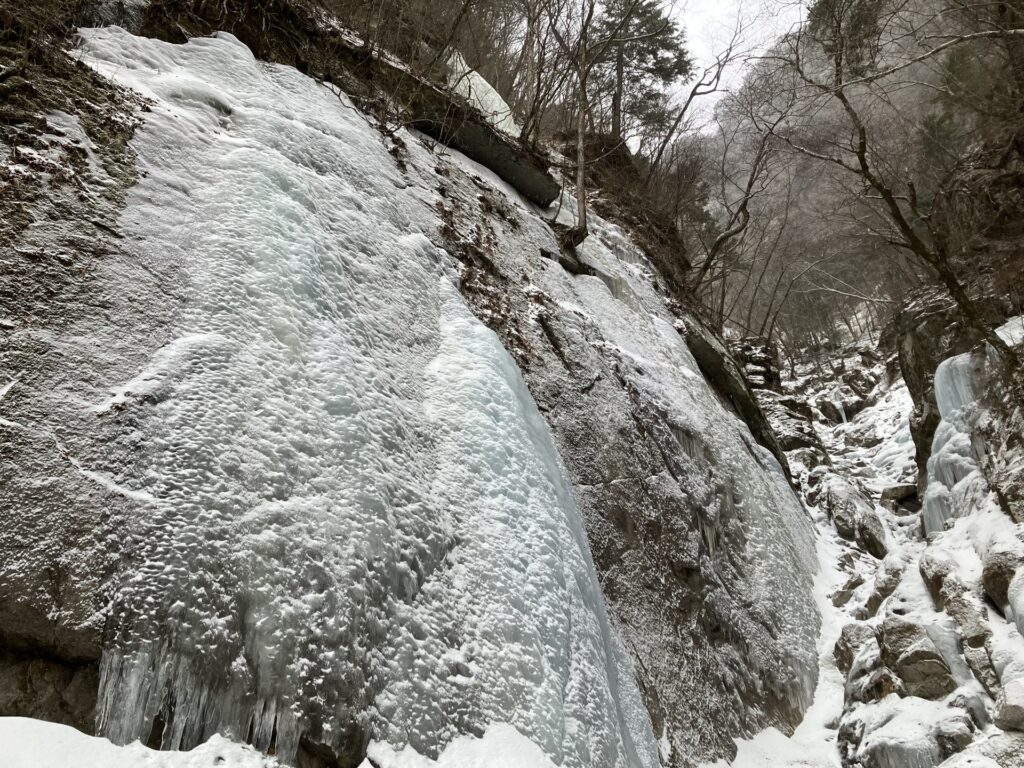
[593,0,692,143]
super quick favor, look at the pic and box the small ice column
[933,352,980,419]
[922,346,1001,535]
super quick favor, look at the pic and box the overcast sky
[669,0,805,118]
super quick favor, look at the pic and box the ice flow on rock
[77,27,658,768]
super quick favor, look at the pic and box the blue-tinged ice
[77,26,658,768]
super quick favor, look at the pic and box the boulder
[857,509,889,559]
[941,583,990,649]
[939,754,1001,768]
[848,666,905,704]
[831,573,865,608]
[920,548,956,604]
[820,476,862,541]
[1009,571,1024,638]
[939,732,1024,768]
[934,714,975,759]
[950,691,991,730]
[880,616,957,700]
[981,547,1021,610]
[860,559,904,619]
[996,673,1024,731]
[936,581,999,695]
[858,703,974,768]
[835,622,878,676]
[881,484,918,504]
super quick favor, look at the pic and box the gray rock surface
[835,623,877,676]
[981,547,1021,610]
[0,653,98,734]
[880,616,957,700]
[996,669,1024,731]
[856,509,888,559]
[881,484,918,504]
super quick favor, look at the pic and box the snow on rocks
[726,322,1024,768]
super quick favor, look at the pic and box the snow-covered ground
[1,717,276,768]
[0,717,559,768]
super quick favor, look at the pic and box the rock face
[0,654,98,734]
[0,57,139,727]
[0,20,819,768]
[443,154,819,766]
[680,317,792,478]
[835,623,877,676]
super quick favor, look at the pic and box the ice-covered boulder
[982,547,1021,610]
[857,509,889,559]
[995,673,1024,731]
[849,697,974,768]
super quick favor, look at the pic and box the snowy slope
[0,717,276,768]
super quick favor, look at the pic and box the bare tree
[745,0,1024,364]
[539,0,665,244]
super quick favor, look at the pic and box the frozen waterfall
[922,318,1022,534]
[77,27,658,768]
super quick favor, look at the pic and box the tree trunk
[611,45,624,142]
[569,65,590,245]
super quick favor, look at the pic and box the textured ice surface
[76,27,657,767]
[933,353,982,421]
[921,327,1018,534]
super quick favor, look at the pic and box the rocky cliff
[0,12,819,768]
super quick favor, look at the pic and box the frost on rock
[74,27,657,768]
